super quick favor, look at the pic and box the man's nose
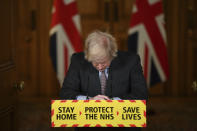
[97,64,103,70]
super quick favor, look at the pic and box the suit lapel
[105,56,121,97]
[89,65,101,96]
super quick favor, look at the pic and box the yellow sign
[51,100,146,127]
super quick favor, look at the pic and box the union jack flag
[128,0,169,87]
[50,0,82,85]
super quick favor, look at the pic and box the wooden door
[185,0,197,96]
[17,0,40,97]
[0,0,19,130]
[16,0,59,97]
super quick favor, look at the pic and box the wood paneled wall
[77,0,134,51]
[14,0,197,97]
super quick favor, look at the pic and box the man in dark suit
[60,30,148,130]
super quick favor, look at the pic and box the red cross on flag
[128,0,169,87]
[50,0,82,85]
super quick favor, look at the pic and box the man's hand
[89,95,110,100]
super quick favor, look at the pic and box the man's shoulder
[71,52,85,61]
[111,51,140,70]
[71,52,91,67]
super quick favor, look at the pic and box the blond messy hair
[84,30,118,62]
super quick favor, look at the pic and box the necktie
[100,71,107,95]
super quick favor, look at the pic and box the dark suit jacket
[60,51,148,100]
